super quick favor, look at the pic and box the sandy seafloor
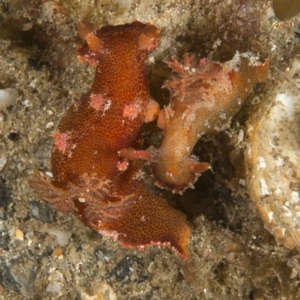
[1,0,300,299]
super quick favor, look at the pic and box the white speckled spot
[291,191,300,203]
[258,156,267,169]
[259,178,270,196]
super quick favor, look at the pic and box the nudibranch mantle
[30,21,190,258]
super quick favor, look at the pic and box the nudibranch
[122,53,269,193]
[30,21,190,258]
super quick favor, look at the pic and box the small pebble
[51,247,63,257]
[46,122,54,129]
[0,155,7,171]
[15,229,24,240]
[0,88,18,109]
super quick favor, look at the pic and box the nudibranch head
[77,20,160,66]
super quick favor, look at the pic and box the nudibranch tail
[90,187,191,258]
[30,173,190,258]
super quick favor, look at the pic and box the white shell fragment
[0,88,18,109]
[245,60,300,250]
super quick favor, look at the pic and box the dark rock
[7,131,19,142]
[0,257,20,292]
[29,200,55,223]
[0,182,12,220]
[0,234,9,251]
[28,58,45,71]
[94,246,113,262]
[108,256,148,283]
[9,257,36,290]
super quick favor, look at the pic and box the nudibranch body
[31,21,190,258]
[148,53,269,193]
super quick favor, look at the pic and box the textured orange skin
[149,54,269,193]
[31,21,190,258]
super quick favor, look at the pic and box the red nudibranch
[30,21,190,258]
